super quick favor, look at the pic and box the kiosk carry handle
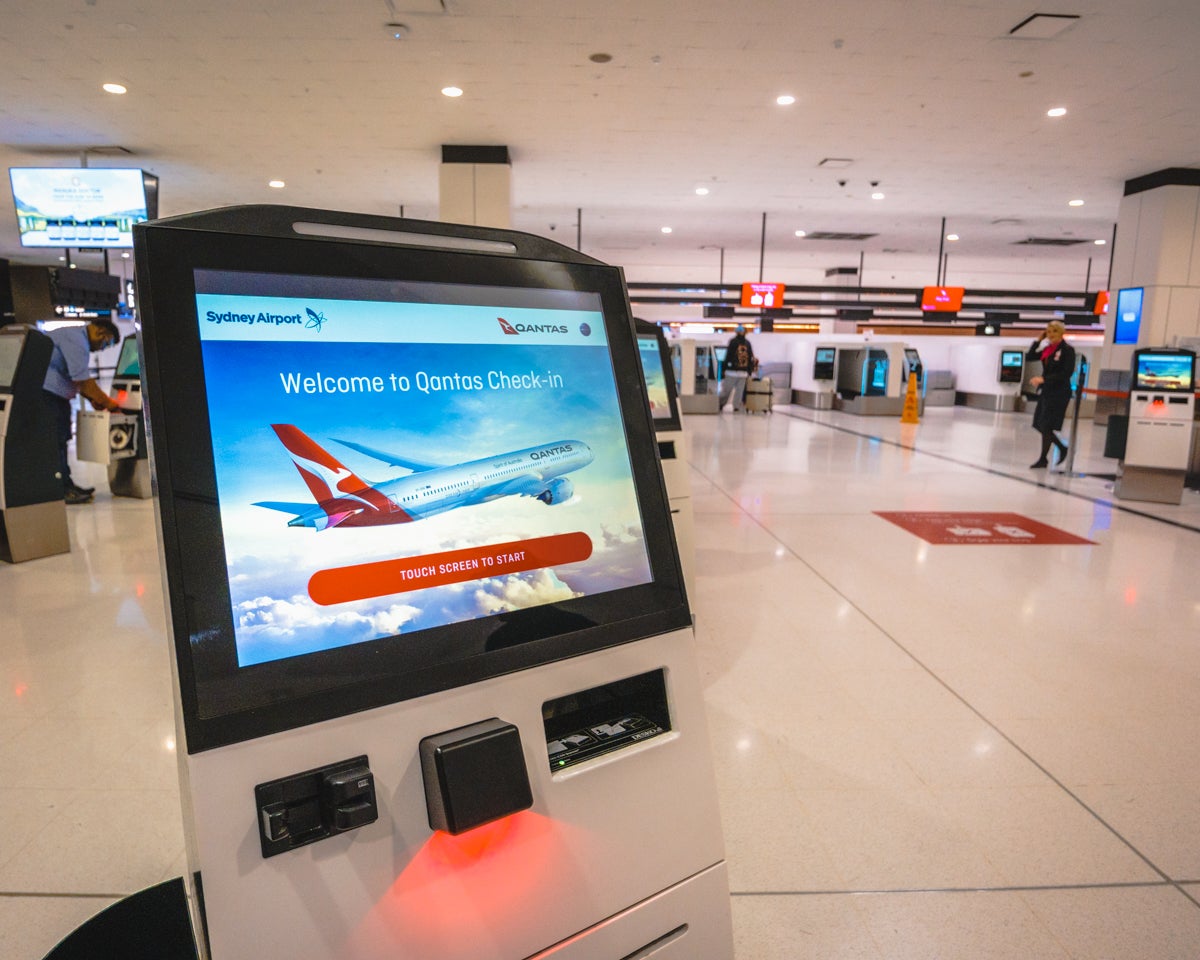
[144,205,609,267]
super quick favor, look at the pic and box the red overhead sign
[920,286,964,312]
[741,282,785,309]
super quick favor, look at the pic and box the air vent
[15,144,136,156]
[817,158,854,169]
[804,231,878,242]
[1013,237,1089,246]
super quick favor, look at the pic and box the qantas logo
[497,317,569,336]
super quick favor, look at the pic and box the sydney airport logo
[497,316,590,337]
[203,305,327,331]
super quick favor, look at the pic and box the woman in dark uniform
[1027,320,1077,469]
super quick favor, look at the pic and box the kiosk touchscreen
[998,350,1024,384]
[813,346,836,381]
[134,207,731,960]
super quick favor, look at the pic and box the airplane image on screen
[254,424,594,530]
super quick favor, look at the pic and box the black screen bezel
[1132,348,1196,393]
[135,216,689,753]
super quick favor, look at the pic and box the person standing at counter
[42,319,122,503]
[1026,320,1076,469]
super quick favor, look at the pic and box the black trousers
[44,391,74,488]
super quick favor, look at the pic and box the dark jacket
[722,334,755,374]
[1027,337,1077,432]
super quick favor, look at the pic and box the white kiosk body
[134,208,731,960]
[1115,348,1196,504]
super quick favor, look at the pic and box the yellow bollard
[900,371,920,424]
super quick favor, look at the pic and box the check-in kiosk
[834,342,918,415]
[998,349,1024,384]
[107,335,151,498]
[134,207,732,960]
[0,325,70,562]
[1115,347,1196,504]
[902,347,924,395]
[636,320,695,601]
[670,339,720,414]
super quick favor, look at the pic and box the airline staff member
[1026,320,1077,469]
[42,319,122,504]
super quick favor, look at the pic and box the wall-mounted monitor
[9,167,158,249]
[1088,290,1110,315]
[1113,287,1144,345]
[634,319,683,432]
[920,286,964,312]
[1132,349,1194,392]
[134,207,689,751]
[998,350,1024,383]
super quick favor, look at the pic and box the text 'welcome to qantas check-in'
[277,368,566,396]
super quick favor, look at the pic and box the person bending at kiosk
[1026,320,1076,469]
[42,319,121,504]
[718,325,757,412]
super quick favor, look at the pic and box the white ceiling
[2,0,1198,291]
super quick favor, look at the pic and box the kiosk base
[955,391,1024,412]
[795,389,834,410]
[0,500,69,563]
[109,459,153,499]
[1115,465,1185,505]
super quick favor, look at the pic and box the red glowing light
[136,582,146,598]
[116,389,129,404]
[426,816,516,866]
[14,683,28,698]
[1124,586,1137,605]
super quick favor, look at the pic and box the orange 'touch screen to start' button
[308,531,594,606]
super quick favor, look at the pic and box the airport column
[439,145,511,228]
[1100,168,1200,370]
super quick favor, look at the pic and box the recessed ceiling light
[871,192,885,200]
[946,233,960,241]
[661,226,673,234]
[441,86,463,98]
[1047,106,1067,117]
[1068,199,1085,206]
[102,82,127,95]
[695,187,709,196]
[794,230,807,237]
[121,252,131,258]
[776,94,796,106]
[269,179,286,189]
[1094,238,1106,245]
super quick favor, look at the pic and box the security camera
[549,224,556,231]
[837,179,847,187]
[870,180,880,187]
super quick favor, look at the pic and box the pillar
[438,145,511,229]
[1101,168,1200,370]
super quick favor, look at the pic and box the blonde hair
[1045,321,1066,336]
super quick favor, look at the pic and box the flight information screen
[194,271,652,668]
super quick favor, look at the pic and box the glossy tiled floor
[3,404,1200,958]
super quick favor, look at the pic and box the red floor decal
[875,511,1096,545]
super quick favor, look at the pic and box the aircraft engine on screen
[538,476,574,504]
